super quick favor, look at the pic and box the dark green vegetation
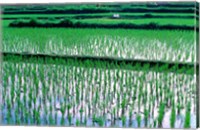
[1,1,198,128]
[184,102,191,128]
[8,18,195,30]
[2,52,195,74]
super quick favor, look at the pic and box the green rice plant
[92,114,96,126]
[107,85,111,101]
[60,105,66,125]
[35,79,39,96]
[138,93,141,113]
[129,109,132,126]
[155,82,159,102]
[33,96,37,109]
[158,102,165,127]
[76,119,80,126]
[177,102,181,115]
[133,86,137,105]
[159,89,163,103]
[153,120,157,128]
[143,90,148,108]
[66,85,69,96]
[48,113,54,125]
[88,104,91,117]
[113,79,118,93]
[95,90,99,105]
[151,97,156,116]
[23,94,27,108]
[121,115,126,127]
[16,93,21,109]
[44,105,48,124]
[28,90,33,107]
[84,115,87,126]
[143,63,150,73]
[20,106,25,124]
[79,108,84,123]
[117,92,120,118]
[10,84,15,104]
[121,97,126,116]
[102,102,107,116]
[16,111,21,125]
[25,109,29,124]
[67,104,71,116]
[55,111,58,125]
[97,117,104,127]
[136,114,141,127]
[33,108,37,124]
[170,99,176,128]
[81,83,85,102]
[76,86,80,103]
[27,111,33,125]
[184,102,191,128]
[68,113,72,125]
[111,107,116,125]
[6,109,11,124]
[144,109,149,127]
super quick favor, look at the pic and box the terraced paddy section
[1,3,196,15]
[1,57,196,128]
[1,52,196,74]
[75,18,195,27]
[1,13,196,20]
[2,28,196,63]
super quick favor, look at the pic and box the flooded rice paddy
[1,61,196,128]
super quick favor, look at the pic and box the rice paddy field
[1,57,197,128]
[2,28,196,63]
[0,1,199,128]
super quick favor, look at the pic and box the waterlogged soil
[1,61,196,128]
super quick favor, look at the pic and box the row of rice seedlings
[184,101,191,128]
[1,57,196,128]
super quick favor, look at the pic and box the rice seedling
[60,105,66,125]
[76,119,80,126]
[49,113,54,126]
[153,119,157,128]
[144,108,149,127]
[136,114,141,127]
[128,108,132,126]
[170,99,176,128]
[97,117,104,127]
[184,102,191,128]
[158,102,165,127]
[68,113,72,125]
[121,115,126,127]
[79,108,84,124]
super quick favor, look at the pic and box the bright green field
[1,16,195,29]
[2,28,195,63]
[2,13,195,19]
[79,18,195,26]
